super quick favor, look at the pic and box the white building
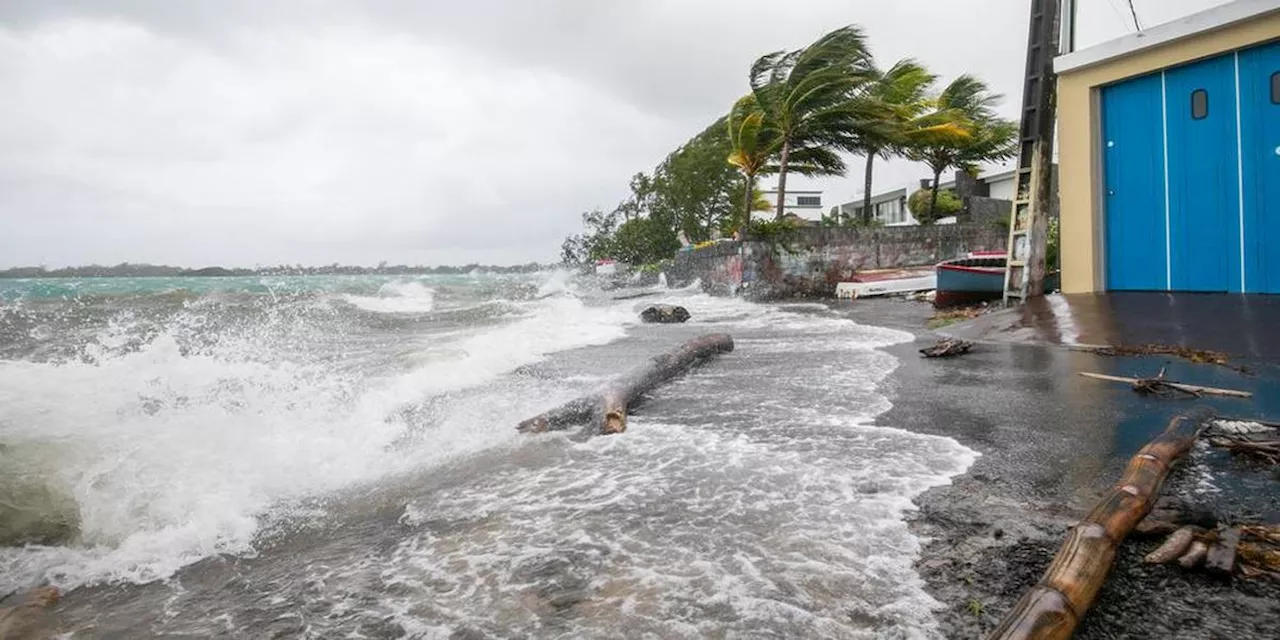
[830,167,1029,226]
[757,189,824,221]
[828,186,916,226]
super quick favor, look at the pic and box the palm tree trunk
[741,173,755,237]
[861,152,876,225]
[774,140,791,221]
[927,166,943,224]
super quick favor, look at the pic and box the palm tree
[748,26,877,220]
[726,94,779,232]
[904,75,1018,223]
[727,94,851,233]
[846,59,968,225]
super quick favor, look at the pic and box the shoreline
[826,297,1280,638]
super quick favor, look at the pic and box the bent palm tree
[847,59,969,224]
[748,25,877,219]
[904,75,1018,223]
[726,94,780,232]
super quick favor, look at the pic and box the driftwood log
[986,410,1212,640]
[517,333,733,436]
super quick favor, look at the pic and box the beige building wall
[1057,14,1280,294]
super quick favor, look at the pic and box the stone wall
[670,221,1007,299]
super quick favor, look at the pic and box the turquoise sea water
[0,272,976,638]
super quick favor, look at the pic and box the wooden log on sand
[986,410,1213,640]
[517,333,734,436]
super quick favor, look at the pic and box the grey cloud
[0,0,1233,268]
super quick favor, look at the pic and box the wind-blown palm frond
[725,94,782,232]
[745,25,876,219]
[902,75,1017,223]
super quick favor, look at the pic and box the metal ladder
[1003,0,1066,303]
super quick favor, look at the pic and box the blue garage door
[1240,40,1280,294]
[1165,54,1242,292]
[1102,42,1280,294]
[1101,74,1167,290]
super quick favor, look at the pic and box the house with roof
[828,167,1037,226]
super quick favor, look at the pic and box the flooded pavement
[840,298,1280,639]
[942,292,1280,362]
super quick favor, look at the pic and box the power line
[1126,0,1144,31]
[1105,0,1136,32]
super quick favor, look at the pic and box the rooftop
[1055,0,1280,74]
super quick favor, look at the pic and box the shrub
[907,188,963,225]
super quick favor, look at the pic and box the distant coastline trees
[561,23,1017,268]
[0,263,547,279]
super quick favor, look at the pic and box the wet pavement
[833,297,1280,639]
[941,292,1280,362]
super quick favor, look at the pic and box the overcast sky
[0,0,1233,268]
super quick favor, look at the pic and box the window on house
[1272,72,1280,104]
[1191,89,1208,119]
[797,195,821,206]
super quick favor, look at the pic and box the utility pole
[1003,0,1075,303]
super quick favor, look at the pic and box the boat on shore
[934,252,1059,308]
[835,268,936,299]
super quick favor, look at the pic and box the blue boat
[934,253,1060,308]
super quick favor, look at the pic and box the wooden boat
[934,252,1059,307]
[835,268,936,299]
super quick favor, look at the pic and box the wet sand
[837,298,1280,639]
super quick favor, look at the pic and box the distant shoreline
[0,263,551,279]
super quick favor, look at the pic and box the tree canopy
[562,23,1019,268]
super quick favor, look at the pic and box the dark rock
[639,305,690,324]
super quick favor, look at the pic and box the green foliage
[1047,216,1060,270]
[653,119,743,243]
[560,207,621,266]
[561,119,741,268]
[609,217,680,266]
[903,75,1018,221]
[746,25,878,218]
[846,58,973,224]
[726,94,781,233]
[908,188,962,224]
[744,217,798,243]
[967,599,985,618]
[821,208,881,228]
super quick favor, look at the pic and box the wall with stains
[670,222,1006,299]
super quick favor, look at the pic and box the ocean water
[0,272,977,638]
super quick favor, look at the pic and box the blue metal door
[1102,73,1167,290]
[1239,41,1280,294]
[1164,54,1242,292]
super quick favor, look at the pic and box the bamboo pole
[517,333,734,436]
[1078,372,1252,398]
[986,411,1212,640]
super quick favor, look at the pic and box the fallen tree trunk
[517,333,734,436]
[986,410,1212,640]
